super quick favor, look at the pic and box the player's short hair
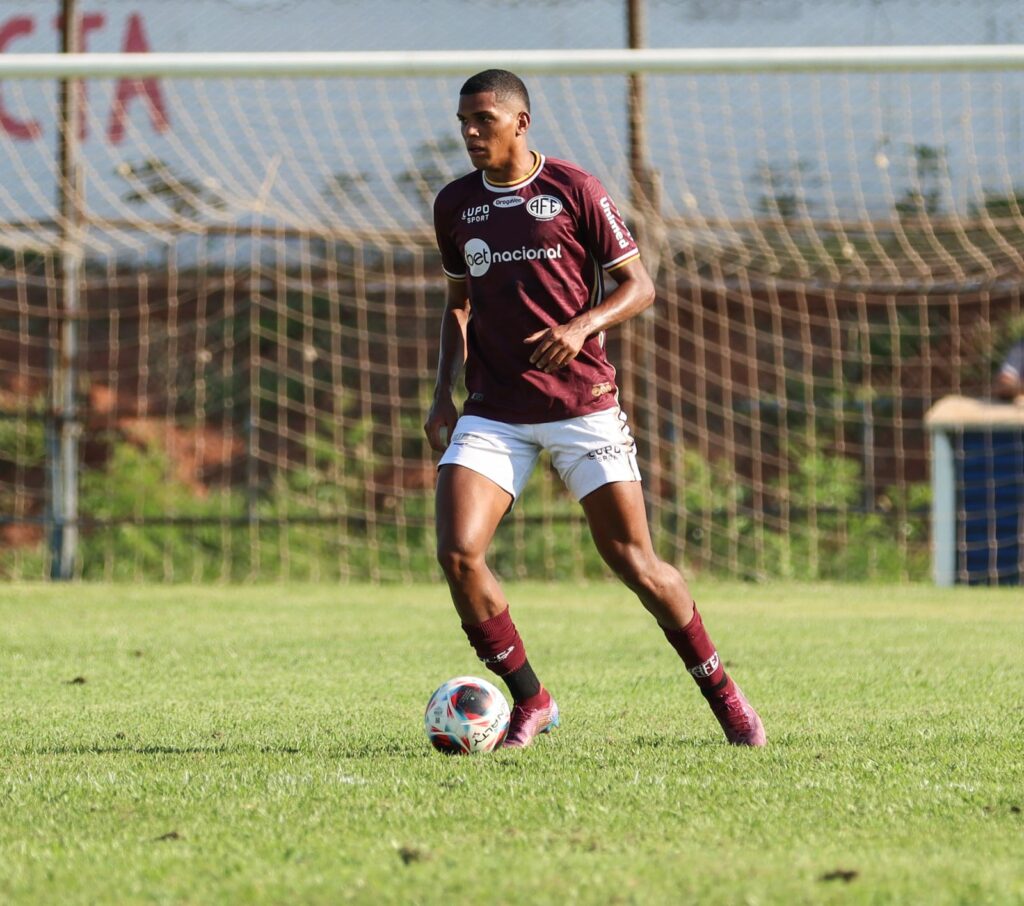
[460,69,531,113]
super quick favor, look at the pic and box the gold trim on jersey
[483,151,543,190]
[604,251,641,273]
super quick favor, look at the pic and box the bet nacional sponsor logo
[463,238,564,277]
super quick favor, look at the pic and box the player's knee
[602,544,662,595]
[436,542,485,584]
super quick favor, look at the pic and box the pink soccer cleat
[501,696,560,749]
[707,680,766,747]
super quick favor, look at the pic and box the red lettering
[0,18,41,139]
[108,13,169,144]
[52,13,106,140]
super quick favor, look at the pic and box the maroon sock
[462,608,542,703]
[660,604,729,694]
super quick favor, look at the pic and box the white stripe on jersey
[603,249,641,271]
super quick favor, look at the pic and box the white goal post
[3,45,1024,77]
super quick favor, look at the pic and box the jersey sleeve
[576,174,641,272]
[432,190,466,280]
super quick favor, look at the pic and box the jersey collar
[482,152,545,193]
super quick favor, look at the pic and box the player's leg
[544,409,764,747]
[434,429,558,747]
[434,463,512,624]
[542,410,692,625]
[577,479,691,625]
[578,480,764,746]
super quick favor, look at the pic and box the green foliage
[116,158,225,217]
[895,143,948,218]
[958,312,1024,389]
[1,424,932,583]
[78,437,244,581]
[754,157,818,219]
[396,135,464,208]
[666,441,930,582]
[0,414,46,468]
[677,448,748,515]
[0,244,48,273]
[969,187,1024,219]
[67,410,439,582]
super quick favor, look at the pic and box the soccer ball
[424,675,511,754]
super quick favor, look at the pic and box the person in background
[994,338,1024,402]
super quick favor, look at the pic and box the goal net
[1,48,1023,582]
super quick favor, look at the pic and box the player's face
[456,91,528,173]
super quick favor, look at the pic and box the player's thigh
[579,479,656,567]
[435,464,513,559]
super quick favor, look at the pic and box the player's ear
[516,110,531,135]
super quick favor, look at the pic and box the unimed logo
[599,196,633,249]
[463,238,563,277]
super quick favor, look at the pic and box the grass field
[1,581,1022,905]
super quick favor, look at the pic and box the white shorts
[438,408,642,502]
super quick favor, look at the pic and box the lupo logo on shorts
[586,444,628,463]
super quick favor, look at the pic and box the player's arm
[424,277,471,451]
[526,257,655,374]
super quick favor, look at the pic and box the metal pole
[49,0,82,579]
[627,0,658,221]
[625,0,663,535]
[930,429,956,586]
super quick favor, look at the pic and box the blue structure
[927,397,1024,586]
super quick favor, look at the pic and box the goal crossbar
[3,45,1024,80]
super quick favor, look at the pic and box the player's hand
[524,321,589,373]
[424,394,459,452]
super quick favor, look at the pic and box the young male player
[425,69,765,748]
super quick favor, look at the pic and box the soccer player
[994,338,1024,402]
[425,69,765,749]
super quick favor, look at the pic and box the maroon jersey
[433,153,640,423]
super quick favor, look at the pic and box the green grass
[1,581,1022,905]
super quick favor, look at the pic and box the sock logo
[482,645,515,665]
[689,651,720,679]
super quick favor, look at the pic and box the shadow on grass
[22,743,305,756]
[23,736,426,758]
